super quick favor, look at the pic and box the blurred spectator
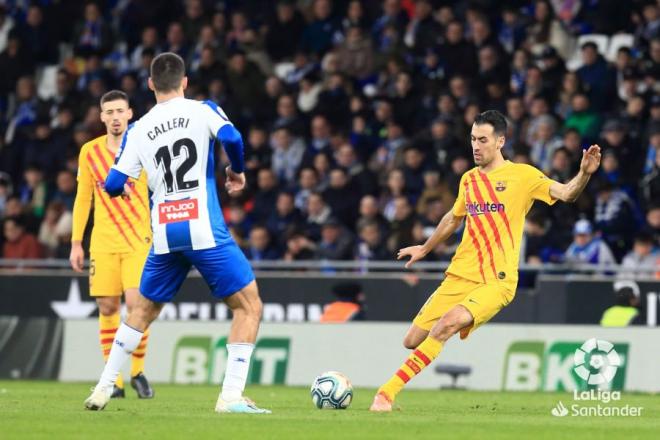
[16,4,57,64]
[576,41,616,111]
[529,114,563,173]
[271,125,306,185]
[386,195,416,253]
[523,211,563,264]
[51,170,76,211]
[283,230,316,261]
[265,0,306,62]
[319,282,365,322]
[0,172,12,216]
[645,204,660,245]
[72,2,112,57]
[3,216,42,259]
[525,0,573,59]
[564,93,600,141]
[252,168,279,222]
[19,165,47,219]
[619,231,659,279]
[594,180,637,260]
[315,217,354,260]
[301,0,340,56]
[304,192,332,241]
[322,167,359,228]
[0,6,14,53]
[355,220,390,261]
[37,201,71,257]
[266,191,303,246]
[564,219,616,266]
[337,25,374,80]
[243,225,281,261]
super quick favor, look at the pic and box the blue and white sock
[221,343,255,402]
[98,323,143,389]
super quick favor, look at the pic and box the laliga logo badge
[573,338,621,385]
[495,181,507,192]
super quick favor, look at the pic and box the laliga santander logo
[573,338,621,385]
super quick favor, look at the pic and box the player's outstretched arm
[549,145,601,203]
[398,210,464,269]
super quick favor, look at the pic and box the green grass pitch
[0,381,657,440]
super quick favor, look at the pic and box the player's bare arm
[397,210,464,269]
[549,145,601,202]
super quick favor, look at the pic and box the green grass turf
[0,381,657,440]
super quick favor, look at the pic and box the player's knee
[403,338,419,350]
[430,317,461,341]
[97,298,120,316]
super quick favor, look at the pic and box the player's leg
[121,249,154,398]
[190,244,270,414]
[89,253,126,396]
[371,279,514,412]
[370,275,473,411]
[402,324,429,350]
[85,251,188,410]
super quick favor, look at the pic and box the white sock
[220,343,255,401]
[97,323,143,389]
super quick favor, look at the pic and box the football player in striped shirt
[84,53,269,414]
[70,90,154,399]
[370,110,602,411]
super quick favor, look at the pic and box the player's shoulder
[510,162,543,177]
[80,135,107,156]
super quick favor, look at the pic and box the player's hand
[225,166,246,196]
[579,144,601,175]
[69,243,85,273]
[397,245,428,269]
[120,182,132,200]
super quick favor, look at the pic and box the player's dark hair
[100,90,129,107]
[474,110,507,137]
[150,52,185,93]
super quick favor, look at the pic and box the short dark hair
[100,90,129,107]
[150,52,185,92]
[473,110,507,136]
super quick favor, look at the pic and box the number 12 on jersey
[154,138,199,195]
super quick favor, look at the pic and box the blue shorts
[139,242,255,303]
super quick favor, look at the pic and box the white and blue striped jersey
[112,97,233,255]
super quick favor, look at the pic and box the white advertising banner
[60,321,660,392]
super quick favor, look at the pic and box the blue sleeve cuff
[217,125,245,173]
[105,168,129,197]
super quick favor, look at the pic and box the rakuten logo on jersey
[158,199,199,224]
[466,201,505,216]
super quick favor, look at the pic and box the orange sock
[99,313,123,389]
[379,337,443,401]
[131,327,149,377]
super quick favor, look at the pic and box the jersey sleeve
[71,146,93,242]
[112,123,142,178]
[526,165,558,205]
[202,100,232,137]
[451,173,468,216]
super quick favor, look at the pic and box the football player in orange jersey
[70,90,154,399]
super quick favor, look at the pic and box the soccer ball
[310,371,353,409]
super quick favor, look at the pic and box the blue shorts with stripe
[139,242,255,303]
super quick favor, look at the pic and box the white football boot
[84,384,113,411]
[215,395,271,414]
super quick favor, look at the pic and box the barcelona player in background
[370,110,602,411]
[70,90,154,399]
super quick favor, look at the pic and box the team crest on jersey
[495,181,507,192]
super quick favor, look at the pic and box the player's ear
[181,76,188,91]
[147,77,155,92]
[127,107,134,120]
[497,135,505,149]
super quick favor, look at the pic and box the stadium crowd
[0,0,658,275]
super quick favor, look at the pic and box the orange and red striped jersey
[72,135,152,254]
[447,161,557,290]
